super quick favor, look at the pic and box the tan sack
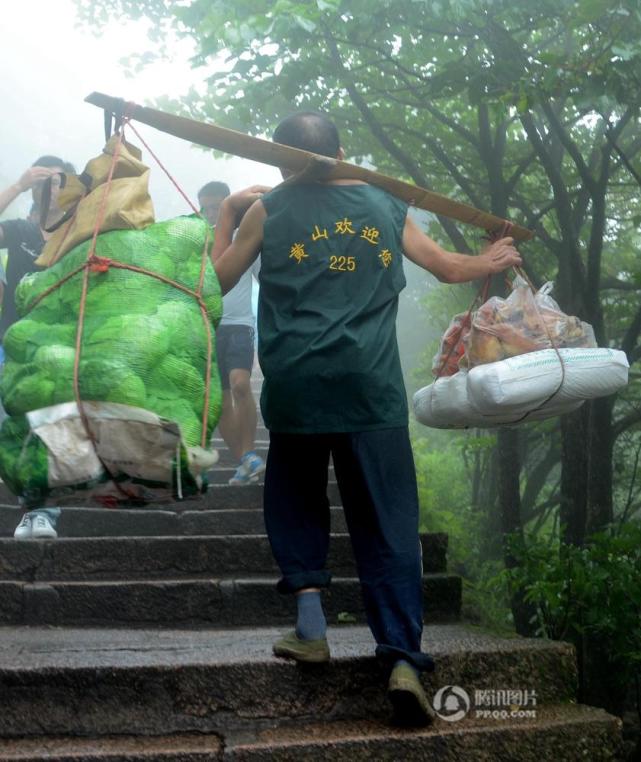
[37,136,155,267]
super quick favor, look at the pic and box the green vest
[259,183,408,433]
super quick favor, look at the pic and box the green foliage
[414,436,469,535]
[507,524,641,677]
[413,428,516,631]
[461,561,515,635]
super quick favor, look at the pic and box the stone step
[0,505,350,537]
[211,438,269,449]
[0,533,448,580]
[208,464,337,485]
[0,624,579,738]
[0,704,620,761]
[0,479,342,510]
[0,574,461,627]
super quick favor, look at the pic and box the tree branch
[478,102,507,213]
[325,31,472,252]
[379,121,485,207]
[606,132,641,188]
[505,150,538,196]
[509,192,562,253]
[541,100,595,193]
[600,276,641,291]
[613,408,641,440]
[519,110,587,299]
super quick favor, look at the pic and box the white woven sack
[413,372,482,429]
[413,376,583,429]
[413,347,628,429]
[468,347,629,415]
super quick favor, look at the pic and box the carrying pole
[85,91,535,242]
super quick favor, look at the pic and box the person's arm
[402,215,522,282]
[0,167,56,245]
[210,184,270,262]
[214,200,266,295]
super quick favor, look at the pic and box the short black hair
[31,156,75,175]
[273,112,340,158]
[32,155,66,169]
[198,181,230,199]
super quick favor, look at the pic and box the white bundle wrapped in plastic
[413,347,629,429]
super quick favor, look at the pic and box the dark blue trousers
[263,427,434,672]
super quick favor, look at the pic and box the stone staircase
[0,375,624,759]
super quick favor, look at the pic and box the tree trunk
[586,396,615,535]
[497,428,536,635]
[474,446,502,560]
[560,405,589,546]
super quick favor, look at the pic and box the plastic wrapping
[431,313,470,377]
[465,277,596,368]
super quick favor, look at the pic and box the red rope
[196,228,213,448]
[434,225,515,380]
[27,263,87,311]
[486,222,567,423]
[32,116,218,483]
[69,125,141,500]
[121,114,216,449]
[124,117,203,218]
[26,259,205,313]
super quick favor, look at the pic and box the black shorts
[216,324,255,390]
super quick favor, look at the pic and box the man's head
[198,181,231,225]
[272,112,343,179]
[273,112,341,158]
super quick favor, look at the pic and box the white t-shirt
[220,257,260,327]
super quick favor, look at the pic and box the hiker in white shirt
[199,182,265,484]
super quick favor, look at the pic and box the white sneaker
[13,514,33,540]
[31,514,58,539]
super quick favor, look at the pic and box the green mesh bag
[0,215,222,505]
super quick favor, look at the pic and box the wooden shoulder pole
[85,92,535,242]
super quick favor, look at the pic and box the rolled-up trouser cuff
[376,644,436,673]
[276,570,332,594]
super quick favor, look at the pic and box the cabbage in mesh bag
[0,215,222,503]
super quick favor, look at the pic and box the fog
[0,0,280,220]
[0,0,437,386]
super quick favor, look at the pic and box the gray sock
[295,590,327,641]
[395,658,419,677]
